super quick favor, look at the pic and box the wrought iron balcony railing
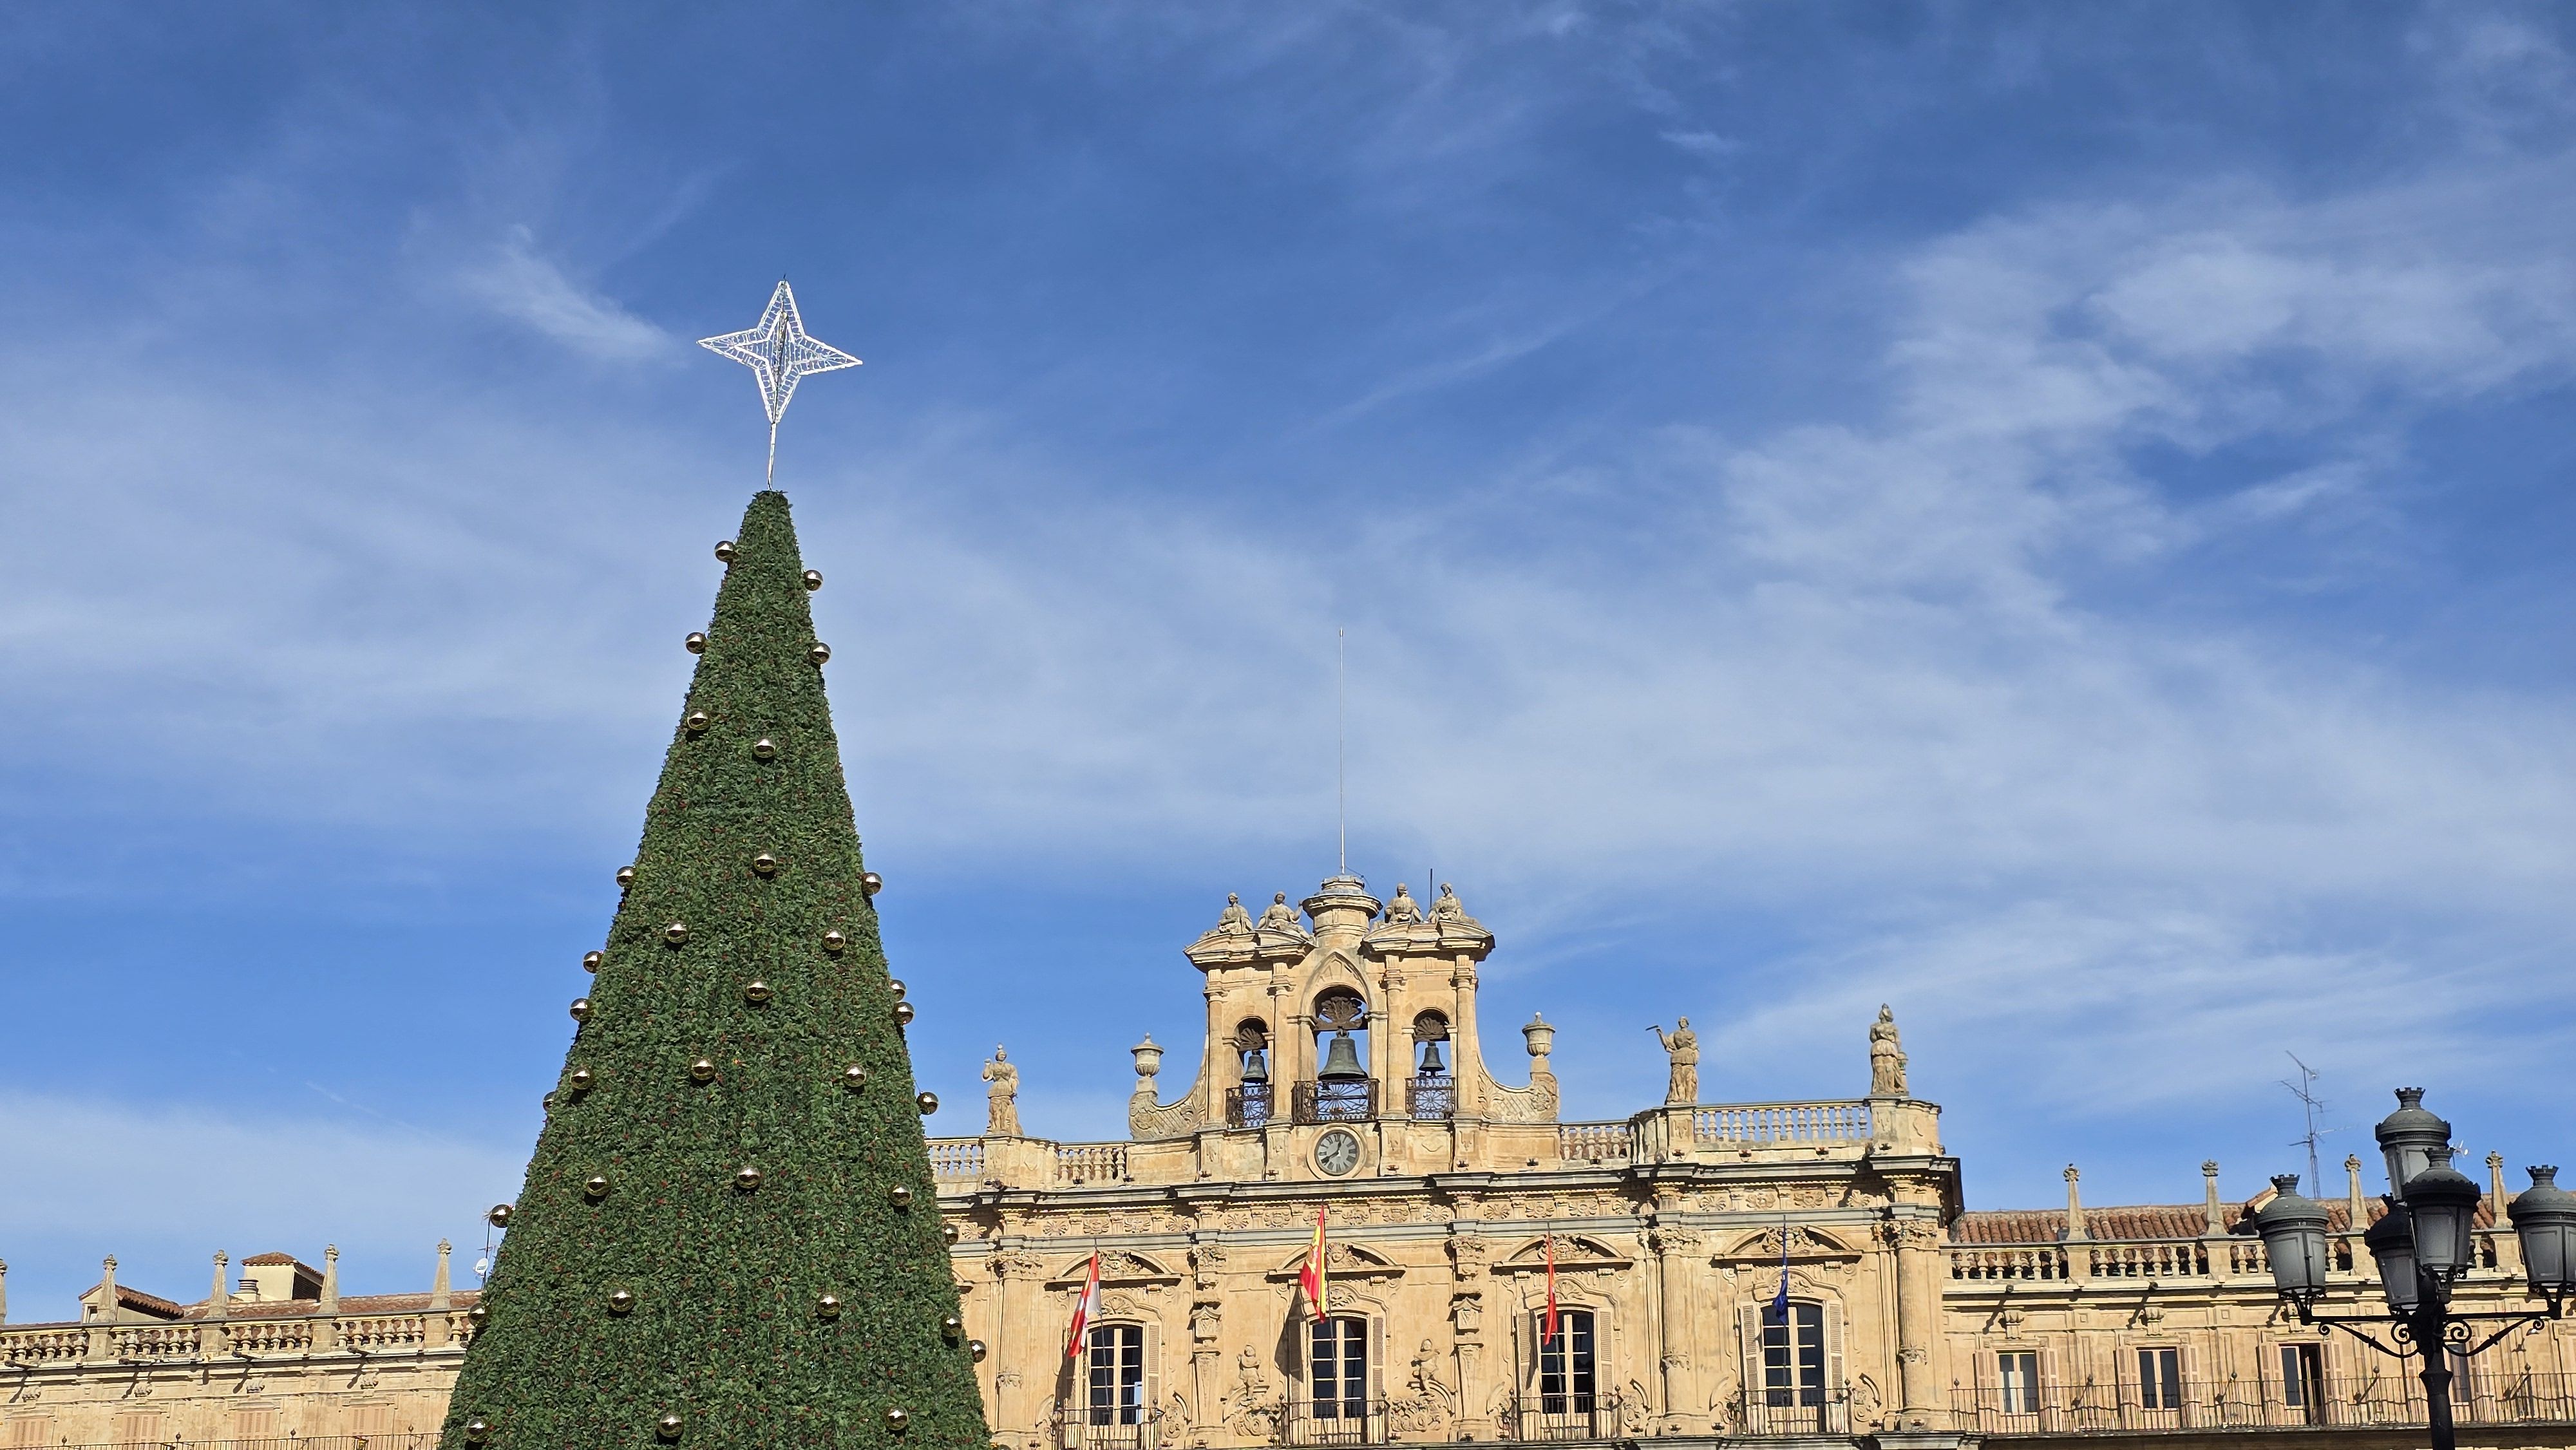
[1290,1079,1377,1124]
[1404,1075,1455,1120]
[1950,1371,2576,1435]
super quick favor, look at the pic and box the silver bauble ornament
[743,980,773,1004]
[684,632,708,654]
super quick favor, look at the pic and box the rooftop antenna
[2281,1052,2336,1192]
[1336,628,1347,875]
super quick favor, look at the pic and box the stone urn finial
[1521,1012,1555,1062]
[1131,1035,1164,1082]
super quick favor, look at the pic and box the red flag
[1298,1207,1330,1321]
[1542,1234,1561,1346]
[1065,1252,1101,1359]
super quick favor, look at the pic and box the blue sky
[4,2,2574,1317]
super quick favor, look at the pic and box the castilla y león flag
[1065,1251,1102,1359]
[1298,1207,1331,1321]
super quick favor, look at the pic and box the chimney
[430,1241,453,1312]
[2064,1165,2088,1240]
[2202,1160,2224,1233]
[319,1245,340,1315]
[208,1252,229,1321]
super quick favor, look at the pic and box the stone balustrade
[1692,1100,1874,1145]
[1948,1229,2508,1286]
[1,1308,475,1366]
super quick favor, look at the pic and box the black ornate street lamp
[2253,1088,2575,1450]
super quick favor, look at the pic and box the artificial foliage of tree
[440,491,987,1450]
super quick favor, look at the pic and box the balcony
[1226,1083,1273,1129]
[1290,1079,1378,1124]
[1951,1371,2576,1435]
[1280,1398,1385,1446]
[1404,1075,1455,1120]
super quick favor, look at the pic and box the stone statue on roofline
[1214,892,1254,936]
[1869,1004,1908,1098]
[1383,883,1423,925]
[983,1044,1022,1137]
[1649,1018,1699,1105]
[1256,891,1305,936]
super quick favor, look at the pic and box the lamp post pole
[2253,1089,2576,1450]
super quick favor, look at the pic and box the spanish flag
[1065,1251,1102,1360]
[1298,1207,1330,1321]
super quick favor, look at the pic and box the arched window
[1407,1012,1455,1120]
[1525,1319,1587,1422]
[1085,1323,1148,1427]
[1763,1300,1827,1419]
[1308,1315,1370,1423]
[1298,991,1372,1124]
[1227,1021,1272,1129]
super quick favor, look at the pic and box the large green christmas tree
[440,491,987,1450]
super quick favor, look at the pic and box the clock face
[1314,1128,1363,1177]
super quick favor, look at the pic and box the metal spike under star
[698,279,862,484]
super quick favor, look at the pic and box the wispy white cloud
[458,225,672,362]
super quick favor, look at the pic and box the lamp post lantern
[2253,1088,2571,1450]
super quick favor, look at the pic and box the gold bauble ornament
[685,711,711,734]
[466,1304,488,1326]
[888,978,907,1001]
[884,1409,909,1432]
[488,1203,514,1227]
[752,738,779,760]
[583,1174,611,1200]
[941,1314,962,1337]
[608,1289,635,1314]
[969,1338,988,1362]
[714,540,737,563]
[657,1413,683,1440]
[464,1418,491,1443]
[582,950,603,973]
[568,997,592,1022]
[840,1064,868,1090]
[862,871,883,896]
[822,929,847,953]
[892,1002,915,1027]
[615,866,636,888]
[808,643,831,664]
[817,1293,843,1320]
[802,569,823,591]
[662,921,689,945]
[889,1185,913,1207]
[916,1091,939,1115]
[567,1068,593,1091]
[743,979,773,1004]
[942,1223,960,1245]
[690,1057,717,1083]
[734,1166,762,1191]
[752,852,778,876]
[684,632,708,654]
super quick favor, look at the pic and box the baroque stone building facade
[6,873,2572,1450]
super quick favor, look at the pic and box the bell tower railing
[1291,1079,1378,1124]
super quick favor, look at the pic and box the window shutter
[1143,1321,1162,1450]
[2040,1344,2063,1429]
[1824,1300,1846,1417]
[1370,1313,1387,1408]
[1738,1301,1766,1435]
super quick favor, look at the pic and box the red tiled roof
[110,1285,187,1320]
[240,1252,319,1272]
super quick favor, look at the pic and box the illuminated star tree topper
[698,279,862,483]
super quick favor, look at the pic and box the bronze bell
[1240,1047,1269,1085]
[1318,1030,1367,1082]
[1417,1040,1446,1077]
[802,569,823,591]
